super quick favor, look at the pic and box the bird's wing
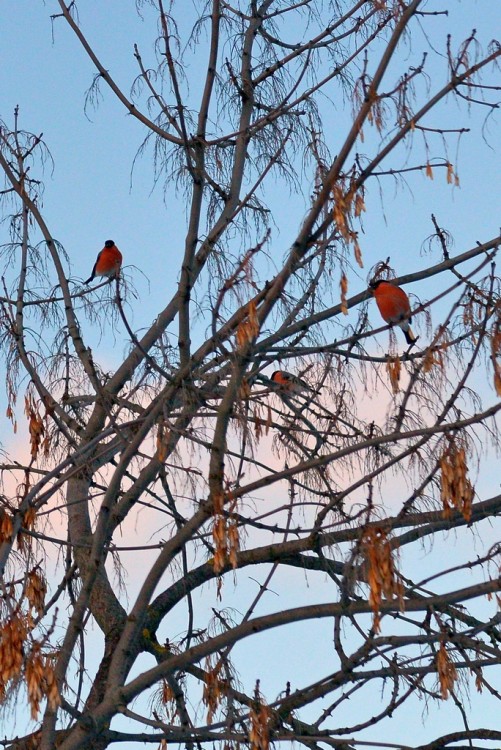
[84,254,100,284]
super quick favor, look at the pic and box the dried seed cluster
[436,640,458,700]
[332,179,365,269]
[25,394,48,461]
[361,527,404,632]
[212,491,240,576]
[386,356,401,394]
[236,300,260,350]
[491,316,501,396]
[440,438,474,522]
[0,568,60,719]
[25,643,59,720]
[249,685,271,750]
[202,657,226,725]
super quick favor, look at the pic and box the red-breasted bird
[271,370,317,395]
[369,279,417,346]
[84,240,122,284]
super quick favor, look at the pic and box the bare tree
[1,2,501,749]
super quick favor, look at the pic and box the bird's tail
[403,325,418,346]
[83,275,94,284]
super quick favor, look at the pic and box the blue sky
[1,1,501,747]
